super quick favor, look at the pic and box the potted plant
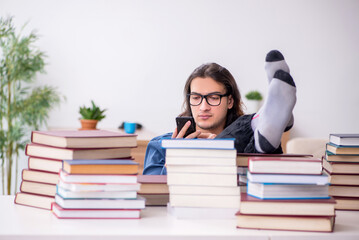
[0,17,62,195]
[245,90,263,114]
[79,100,106,130]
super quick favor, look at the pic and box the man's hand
[171,120,201,139]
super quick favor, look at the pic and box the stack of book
[325,134,359,211]
[137,175,169,206]
[236,155,336,232]
[14,130,143,216]
[163,138,241,219]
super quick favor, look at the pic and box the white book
[165,156,237,166]
[170,194,240,208]
[167,172,238,187]
[161,138,235,149]
[169,185,241,196]
[329,133,359,146]
[58,179,141,192]
[57,186,137,199]
[167,203,237,219]
[166,148,237,158]
[59,169,137,184]
[247,172,329,185]
[166,164,237,174]
[55,194,145,209]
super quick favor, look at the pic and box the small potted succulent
[79,100,106,130]
[245,90,263,114]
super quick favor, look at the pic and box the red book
[28,156,62,173]
[323,157,359,174]
[20,180,57,197]
[31,130,137,148]
[22,169,59,185]
[14,192,54,210]
[248,156,322,175]
[236,153,313,167]
[25,143,133,160]
[51,203,141,219]
[239,193,336,216]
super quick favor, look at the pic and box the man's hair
[180,63,244,127]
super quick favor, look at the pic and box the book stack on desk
[162,138,241,219]
[236,155,336,232]
[14,130,142,215]
[137,175,169,206]
[324,134,359,211]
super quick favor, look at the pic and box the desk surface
[1,196,359,240]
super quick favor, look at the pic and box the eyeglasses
[187,93,229,106]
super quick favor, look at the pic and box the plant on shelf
[0,17,62,195]
[79,100,106,130]
[245,90,263,114]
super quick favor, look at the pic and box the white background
[1,0,359,139]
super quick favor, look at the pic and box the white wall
[1,0,359,139]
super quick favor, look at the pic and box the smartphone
[176,116,196,138]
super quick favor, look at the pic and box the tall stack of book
[325,134,359,211]
[137,175,169,206]
[163,138,241,219]
[14,130,144,216]
[236,156,336,232]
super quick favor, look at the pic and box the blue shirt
[142,133,172,175]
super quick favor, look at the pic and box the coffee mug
[124,122,137,134]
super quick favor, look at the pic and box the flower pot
[245,100,261,114]
[80,119,98,130]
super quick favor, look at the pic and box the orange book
[63,159,139,174]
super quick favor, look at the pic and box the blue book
[247,172,329,185]
[161,138,235,149]
[247,181,329,200]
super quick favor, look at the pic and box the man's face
[190,77,233,135]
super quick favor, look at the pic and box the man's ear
[227,95,234,109]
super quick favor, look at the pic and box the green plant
[79,100,106,121]
[0,17,62,195]
[245,90,263,101]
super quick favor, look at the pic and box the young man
[143,50,296,175]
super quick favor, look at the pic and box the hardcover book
[325,170,359,185]
[26,143,132,160]
[168,204,238,219]
[56,186,137,199]
[236,153,313,167]
[161,138,235,149]
[28,156,63,173]
[248,157,322,175]
[235,212,335,232]
[168,185,241,196]
[166,164,237,174]
[167,172,238,187]
[329,185,359,197]
[14,192,54,210]
[20,181,57,197]
[325,151,359,163]
[22,169,59,185]
[323,158,359,174]
[333,196,359,210]
[239,193,336,216]
[55,194,145,209]
[329,133,359,146]
[326,143,359,155]
[247,182,329,199]
[62,159,139,175]
[137,175,169,194]
[166,148,236,159]
[247,172,329,185]
[138,194,169,206]
[170,194,240,208]
[59,169,138,184]
[58,179,140,192]
[31,130,137,148]
[52,203,141,219]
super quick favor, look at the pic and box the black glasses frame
[187,93,230,106]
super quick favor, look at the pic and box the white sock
[254,70,296,153]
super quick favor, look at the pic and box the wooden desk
[1,196,359,240]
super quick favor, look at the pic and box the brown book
[138,194,169,206]
[28,156,62,173]
[323,158,359,174]
[325,151,359,163]
[14,192,54,210]
[20,180,57,197]
[235,211,335,232]
[325,170,359,185]
[137,175,169,194]
[22,169,59,185]
[239,193,336,216]
[31,130,137,148]
[333,196,359,210]
[329,185,359,197]
[25,143,132,160]
[326,143,359,155]
[236,153,313,167]
[63,159,138,175]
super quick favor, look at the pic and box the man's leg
[252,50,297,153]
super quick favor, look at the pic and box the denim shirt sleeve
[142,133,172,175]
